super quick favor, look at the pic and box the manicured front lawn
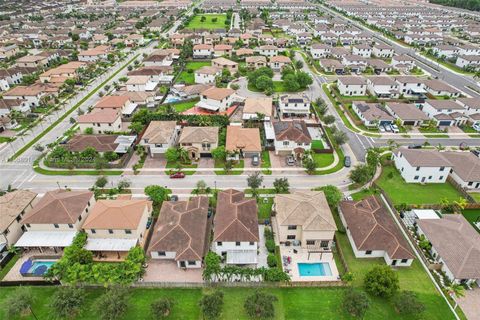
[165,161,197,175]
[214,159,244,175]
[461,209,480,232]
[376,165,462,205]
[185,14,227,30]
[313,152,335,168]
[177,61,211,84]
[261,150,272,174]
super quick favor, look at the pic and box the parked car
[170,195,179,202]
[379,126,386,133]
[473,123,480,132]
[286,155,295,166]
[384,124,392,132]
[344,195,353,201]
[408,144,422,149]
[252,155,259,166]
[459,142,469,150]
[344,156,351,167]
[170,172,185,179]
[471,149,480,157]
[391,124,400,133]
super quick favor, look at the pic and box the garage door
[403,121,415,126]
[439,121,451,126]
[200,153,212,158]
[379,120,392,125]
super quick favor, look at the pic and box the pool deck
[279,245,340,282]
[2,250,60,282]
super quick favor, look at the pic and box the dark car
[170,172,186,179]
[408,144,422,149]
[344,156,351,167]
[459,142,469,151]
[170,195,179,202]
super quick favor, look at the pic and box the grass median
[9,54,140,162]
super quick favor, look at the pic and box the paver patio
[142,260,204,283]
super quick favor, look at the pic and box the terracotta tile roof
[94,95,130,109]
[22,190,93,225]
[142,121,177,144]
[214,189,259,242]
[339,196,415,260]
[179,126,219,144]
[201,87,235,101]
[0,190,37,232]
[66,134,119,153]
[82,199,151,230]
[243,97,272,116]
[270,55,291,63]
[225,125,261,153]
[274,191,336,231]
[273,121,311,144]
[148,196,209,261]
[77,109,120,124]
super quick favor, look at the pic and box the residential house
[392,54,415,71]
[423,79,461,98]
[273,191,336,249]
[225,125,261,160]
[319,59,344,73]
[194,66,221,84]
[385,102,429,126]
[213,44,233,57]
[77,109,122,134]
[416,215,480,285]
[15,190,95,251]
[212,57,238,73]
[148,196,210,268]
[278,94,311,118]
[310,43,331,59]
[197,87,235,112]
[78,45,109,62]
[422,100,466,126]
[143,51,173,67]
[372,43,394,58]
[140,121,180,157]
[352,101,394,127]
[178,126,219,160]
[0,190,37,248]
[394,76,426,98]
[126,76,157,92]
[269,55,291,71]
[3,86,45,109]
[352,44,372,58]
[257,45,279,57]
[456,55,480,70]
[338,195,415,266]
[82,197,152,260]
[272,120,312,157]
[213,189,259,265]
[337,76,367,96]
[246,56,267,69]
[193,44,213,59]
[242,97,273,121]
[366,76,399,98]
[393,148,452,183]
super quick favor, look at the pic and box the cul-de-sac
[0,0,479,319]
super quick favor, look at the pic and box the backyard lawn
[376,165,462,205]
[468,192,480,202]
[176,61,211,84]
[311,140,324,149]
[170,100,198,113]
[461,209,480,232]
[185,14,227,30]
[257,196,273,221]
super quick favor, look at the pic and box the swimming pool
[20,260,56,276]
[298,262,332,277]
[164,95,182,103]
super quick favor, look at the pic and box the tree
[332,130,348,146]
[303,157,317,174]
[129,122,144,134]
[255,75,273,92]
[117,179,131,191]
[151,298,174,319]
[349,164,373,185]
[4,287,34,319]
[144,185,168,206]
[247,172,263,197]
[165,147,179,163]
[199,291,224,319]
[393,291,425,317]
[295,71,313,88]
[34,144,45,152]
[104,151,119,162]
[70,117,76,124]
[95,176,108,188]
[295,60,303,69]
[320,185,342,207]
[315,99,328,118]
[342,289,370,319]
[267,254,277,267]
[273,177,289,193]
[50,286,85,319]
[95,287,129,320]
[244,291,278,319]
[283,74,300,92]
[323,115,335,125]
[193,180,211,195]
[364,265,400,298]
[211,146,227,162]
[446,283,465,309]
[71,33,79,41]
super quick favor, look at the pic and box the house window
[235,242,241,246]
[306,240,315,245]
[283,141,289,146]
[401,259,408,263]
[320,240,329,248]
[416,167,420,171]
[288,225,297,230]
[188,261,196,266]
[440,166,445,171]
[4,228,9,235]
[68,224,73,229]
[78,215,82,221]
[125,229,132,234]
[365,250,372,255]
[287,235,296,240]
[157,251,166,256]
[108,229,113,234]
[249,242,254,245]
[217,241,222,246]
[439,176,444,180]
[414,176,419,180]
[91,229,96,234]
[54,224,59,228]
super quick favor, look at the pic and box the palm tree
[446,283,465,309]
[178,147,190,164]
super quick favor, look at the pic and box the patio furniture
[19,259,33,276]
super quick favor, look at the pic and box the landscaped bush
[342,289,370,319]
[45,146,122,169]
[267,253,277,268]
[151,297,174,319]
[244,291,278,319]
[393,290,425,317]
[265,239,276,253]
[50,286,85,319]
[95,287,129,320]
[199,291,224,319]
[364,265,399,298]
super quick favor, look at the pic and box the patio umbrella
[33,265,47,276]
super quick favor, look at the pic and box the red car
[170,172,185,179]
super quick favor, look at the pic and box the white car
[473,124,480,132]
[379,126,386,133]
[391,124,400,133]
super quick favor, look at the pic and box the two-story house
[140,121,180,157]
[178,126,219,160]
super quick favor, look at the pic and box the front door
[421,177,426,183]
[180,261,186,268]
[392,260,397,266]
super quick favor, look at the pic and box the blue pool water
[164,96,181,103]
[29,261,55,275]
[298,262,332,277]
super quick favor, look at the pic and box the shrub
[95,287,129,320]
[364,265,399,298]
[342,289,370,319]
[95,176,108,188]
[151,297,174,318]
[393,290,425,317]
[244,291,278,319]
[50,286,85,319]
[265,238,275,253]
[199,291,224,319]
[267,253,277,268]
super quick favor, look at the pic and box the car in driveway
[344,156,351,167]
[170,172,185,179]
[391,124,400,133]
[286,155,295,166]
[252,155,259,166]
